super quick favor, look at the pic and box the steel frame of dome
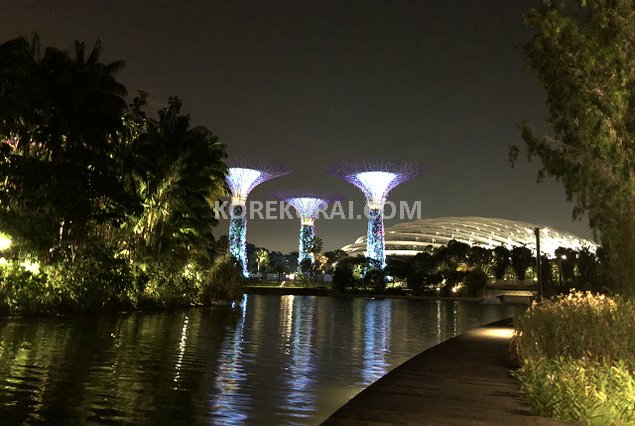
[341,216,597,258]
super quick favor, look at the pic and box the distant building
[341,216,597,258]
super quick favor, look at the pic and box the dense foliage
[332,256,385,293]
[201,255,244,303]
[515,357,635,424]
[513,292,635,367]
[512,292,635,424]
[0,35,239,314]
[329,239,605,296]
[511,0,635,292]
[0,36,134,261]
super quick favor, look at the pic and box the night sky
[1,0,593,252]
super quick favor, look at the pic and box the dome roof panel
[341,216,597,258]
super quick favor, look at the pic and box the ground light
[0,233,11,251]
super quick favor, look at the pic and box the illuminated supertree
[273,191,339,270]
[329,161,422,268]
[226,159,290,276]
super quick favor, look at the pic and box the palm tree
[126,97,228,267]
[0,35,42,154]
[309,236,323,257]
[0,36,132,260]
[469,246,494,276]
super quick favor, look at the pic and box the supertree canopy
[329,161,422,267]
[226,159,290,276]
[273,191,338,271]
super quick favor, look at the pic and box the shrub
[201,255,244,303]
[139,261,201,309]
[464,269,488,297]
[514,357,635,425]
[513,291,635,425]
[512,291,635,369]
[48,244,135,312]
[364,268,386,294]
[333,264,354,293]
[0,263,53,314]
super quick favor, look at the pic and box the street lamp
[534,227,543,301]
[558,254,567,287]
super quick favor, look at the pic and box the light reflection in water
[453,302,458,336]
[280,295,295,351]
[436,300,442,344]
[173,316,189,386]
[0,296,525,425]
[283,296,316,421]
[362,300,391,385]
[209,295,249,424]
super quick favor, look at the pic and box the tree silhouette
[0,35,134,260]
[512,1,635,291]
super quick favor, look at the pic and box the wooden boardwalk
[323,319,564,425]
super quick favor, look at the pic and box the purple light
[226,159,290,275]
[226,159,290,205]
[284,197,328,222]
[328,161,422,266]
[329,161,422,206]
[273,190,340,269]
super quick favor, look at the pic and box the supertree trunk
[298,222,315,270]
[229,203,248,276]
[366,206,385,267]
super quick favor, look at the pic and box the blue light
[299,223,315,267]
[283,197,329,271]
[366,207,385,267]
[355,171,398,206]
[226,168,263,204]
[225,164,289,276]
[229,204,248,276]
[328,163,421,269]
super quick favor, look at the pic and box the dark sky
[1,0,594,252]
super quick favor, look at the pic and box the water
[0,295,524,425]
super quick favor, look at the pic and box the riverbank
[243,285,532,304]
[323,318,563,425]
[245,285,483,301]
[243,285,483,302]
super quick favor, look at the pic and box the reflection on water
[212,296,249,424]
[284,296,316,421]
[0,296,524,425]
[362,300,390,384]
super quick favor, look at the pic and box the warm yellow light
[183,263,194,278]
[22,259,40,274]
[476,327,515,340]
[0,233,11,251]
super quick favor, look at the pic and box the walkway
[322,319,564,425]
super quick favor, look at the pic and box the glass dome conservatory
[341,216,597,258]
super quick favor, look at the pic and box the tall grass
[512,291,635,369]
[512,291,635,425]
[514,357,635,424]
